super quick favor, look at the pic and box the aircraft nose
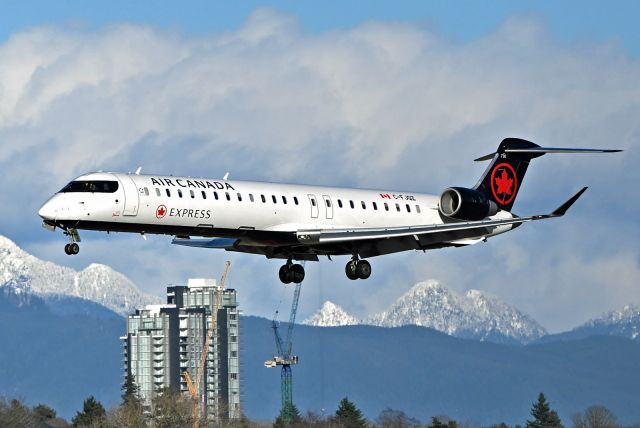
[38,201,56,220]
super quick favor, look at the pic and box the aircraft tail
[473,138,621,212]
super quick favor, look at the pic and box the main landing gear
[63,228,81,256]
[279,260,305,284]
[345,257,371,280]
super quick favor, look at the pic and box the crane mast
[265,271,303,423]
[184,260,231,428]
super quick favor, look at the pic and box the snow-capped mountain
[559,305,640,341]
[369,281,546,343]
[302,301,360,326]
[0,235,160,316]
[304,280,546,344]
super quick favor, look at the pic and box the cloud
[3,9,639,332]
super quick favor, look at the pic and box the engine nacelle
[439,187,499,221]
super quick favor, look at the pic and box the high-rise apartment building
[122,278,241,420]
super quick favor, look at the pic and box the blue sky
[2,1,639,55]
[1,1,638,332]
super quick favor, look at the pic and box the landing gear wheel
[279,265,292,284]
[70,243,80,255]
[64,244,71,255]
[345,260,358,280]
[290,264,305,283]
[356,259,371,279]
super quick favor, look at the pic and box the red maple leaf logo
[156,205,167,219]
[494,169,513,195]
[490,163,518,206]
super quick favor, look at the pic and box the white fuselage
[38,171,514,260]
[40,172,446,231]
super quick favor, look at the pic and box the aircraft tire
[345,260,358,280]
[356,260,371,279]
[279,265,292,284]
[70,243,80,255]
[64,244,71,255]
[291,264,305,283]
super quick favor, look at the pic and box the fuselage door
[322,195,333,219]
[119,175,139,216]
[308,194,318,219]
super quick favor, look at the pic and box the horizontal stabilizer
[475,146,622,162]
[506,147,622,155]
[172,237,238,248]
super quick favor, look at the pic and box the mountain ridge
[304,280,546,344]
[0,235,160,316]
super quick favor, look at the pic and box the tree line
[0,388,636,428]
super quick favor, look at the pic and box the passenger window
[326,199,331,208]
[144,187,149,196]
[311,198,316,207]
[214,191,219,200]
[156,188,161,197]
[406,204,411,213]
[396,203,400,212]
[384,202,389,211]
[261,195,266,203]
[293,196,299,205]
[177,189,183,198]
[349,200,355,209]
[416,205,421,214]
[272,195,277,204]
[361,201,366,209]
[166,189,171,197]
[282,196,287,204]
[338,199,343,208]
[237,193,242,202]
[190,190,195,198]
[373,202,378,210]
[249,194,254,202]
[201,191,207,199]
[225,192,230,201]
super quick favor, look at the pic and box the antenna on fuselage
[135,167,142,175]
[223,172,230,180]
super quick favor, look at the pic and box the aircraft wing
[296,187,587,245]
[172,188,586,260]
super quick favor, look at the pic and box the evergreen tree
[72,396,107,427]
[525,393,563,428]
[274,402,301,427]
[429,417,450,428]
[332,397,367,428]
[121,372,140,405]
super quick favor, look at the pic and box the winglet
[550,187,588,217]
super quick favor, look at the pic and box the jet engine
[439,187,499,221]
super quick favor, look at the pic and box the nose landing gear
[64,243,80,255]
[278,260,305,284]
[63,228,81,256]
[345,256,371,280]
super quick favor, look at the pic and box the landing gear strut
[345,256,371,280]
[279,260,305,284]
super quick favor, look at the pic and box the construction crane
[264,272,303,422]
[184,260,231,428]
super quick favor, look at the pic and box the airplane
[38,138,620,284]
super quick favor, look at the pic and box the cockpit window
[60,180,119,193]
